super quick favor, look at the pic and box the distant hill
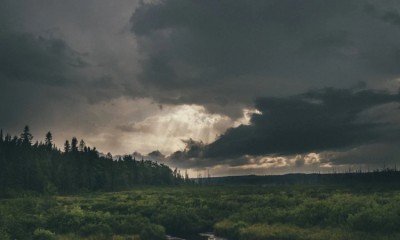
[197,171,400,186]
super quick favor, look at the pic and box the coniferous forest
[0,126,185,198]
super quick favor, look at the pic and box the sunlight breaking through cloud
[110,103,238,155]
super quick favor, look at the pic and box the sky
[1,0,400,176]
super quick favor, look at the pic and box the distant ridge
[195,170,400,186]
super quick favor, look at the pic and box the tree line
[0,126,187,197]
[208,170,400,186]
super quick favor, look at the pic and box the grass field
[1,185,400,240]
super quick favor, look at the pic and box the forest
[0,126,187,198]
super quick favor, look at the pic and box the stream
[199,232,227,240]
[166,232,227,240]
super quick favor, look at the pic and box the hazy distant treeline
[0,126,187,197]
[207,170,400,186]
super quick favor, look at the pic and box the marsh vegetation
[1,185,400,240]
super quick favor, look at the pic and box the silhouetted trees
[0,126,185,197]
[79,139,86,152]
[45,131,53,149]
[64,140,70,153]
[20,125,33,145]
[71,137,78,152]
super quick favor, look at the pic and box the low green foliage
[1,185,400,239]
[33,228,56,240]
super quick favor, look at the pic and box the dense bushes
[140,224,166,240]
[348,205,400,233]
[1,186,400,239]
[32,229,56,240]
[211,186,400,240]
[214,220,248,239]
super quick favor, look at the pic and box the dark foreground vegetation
[0,126,187,198]
[1,185,400,240]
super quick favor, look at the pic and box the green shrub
[33,228,56,240]
[7,213,42,239]
[0,227,9,240]
[214,220,248,239]
[348,206,399,233]
[140,224,166,240]
[79,223,113,237]
[108,215,148,235]
[239,224,304,240]
[292,201,330,226]
[46,206,84,233]
[153,207,202,236]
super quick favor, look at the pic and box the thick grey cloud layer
[0,0,141,145]
[131,0,400,116]
[2,0,400,175]
[162,88,400,170]
[206,88,400,158]
[0,30,86,85]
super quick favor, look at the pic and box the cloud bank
[2,0,400,175]
[131,0,400,116]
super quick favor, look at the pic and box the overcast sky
[1,0,400,176]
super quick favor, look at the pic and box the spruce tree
[64,140,71,153]
[45,131,53,149]
[71,137,78,152]
[20,125,33,145]
[79,139,86,152]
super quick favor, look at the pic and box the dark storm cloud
[3,0,400,174]
[0,7,89,134]
[131,0,400,116]
[365,2,400,28]
[131,0,400,170]
[0,30,87,86]
[0,0,136,149]
[382,10,400,27]
[0,0,87,85]
[326,142,400,166]
[204,88,400,158]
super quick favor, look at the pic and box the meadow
[1,184,400,240]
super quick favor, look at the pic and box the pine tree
[79,139,86,152]
[64,140,71,153]
[5,134,11,142]
[185,170,189,182]
[20,125,33,145]
[45,131,53,149]
[71,137,78,152]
